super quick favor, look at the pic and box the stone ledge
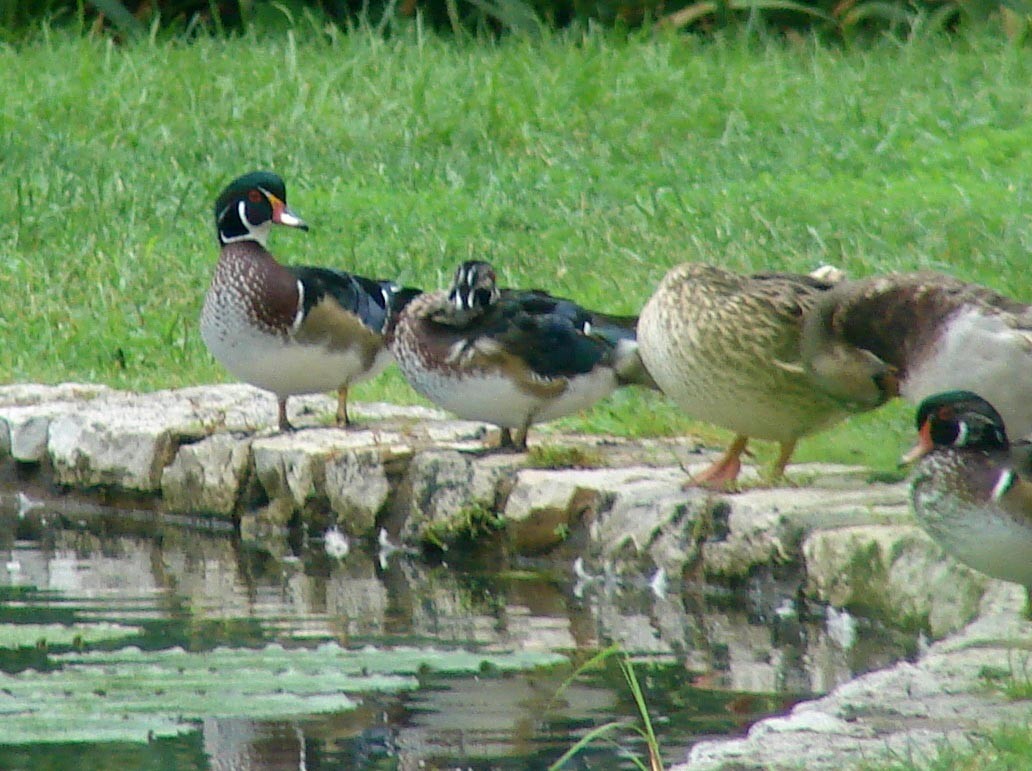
[0,383,1006,645]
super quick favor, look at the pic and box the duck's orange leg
[690,435,749,490]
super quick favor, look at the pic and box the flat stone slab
[0,383,485,494]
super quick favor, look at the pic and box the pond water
[0,486,917,770]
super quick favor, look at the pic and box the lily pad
[0,622,142,649]
[0,643,567,745]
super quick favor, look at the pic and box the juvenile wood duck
[802,272,1032,441]
[387,260,655,450]
[637,263,897,488]
[201,171,417,432]
[904,391,1032,590]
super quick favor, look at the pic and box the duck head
[447,260,500,313]
[214,170,308,248]
[902,390,1008,464]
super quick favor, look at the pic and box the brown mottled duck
[638,263,897,488]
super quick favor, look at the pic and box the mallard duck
[802,271,1032,441]
[200,171,418,431]
[637,263,897,487]
[904,390,1032,590]
[388,260,655,450]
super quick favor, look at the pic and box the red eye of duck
[248,190,263,203]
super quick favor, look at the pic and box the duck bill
[268,194,309,231]
[900,420,934,466]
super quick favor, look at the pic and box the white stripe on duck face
[219,201,273,247]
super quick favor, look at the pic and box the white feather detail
[291,280,305,334]
[991,469,1015,502]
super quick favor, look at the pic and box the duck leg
[690,435,749,489]
[496,425,530,452]
[513,424,530,452]
[770,439,798,482]
[336,385,350,427]
[499,428,514,449]
[277,397,294,432]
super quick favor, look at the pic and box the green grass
[2,22,1032,473]
[526,443,604,469]
[861,658,1032,770]
[865,724,1032,770]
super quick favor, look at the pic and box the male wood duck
[637,263,897,488]
[387,260,655,450]
[201,171,418,432]
[904,390,1032,590]
[802,271,1032,442]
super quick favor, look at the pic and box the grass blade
[546,643,622,712]
[547,720,644,771]
[621,658,664,771]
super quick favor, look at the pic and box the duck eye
[248,190,263,203]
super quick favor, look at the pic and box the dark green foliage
[0,0,1027,38]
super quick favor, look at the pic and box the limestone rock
[9,414,51,462]
[251,428,414,534]
[48,410,183,491]
[2,384,281,489]
[701,470,909,579]
[396,450,522,545]
[43,384,266,490]
[586,467,692,572]
[0,400,105,463]
[503,468,612,554]
[803,524,989,637]
[161,433,253,517]
[0,383,111,408]
[324,449,394,535]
